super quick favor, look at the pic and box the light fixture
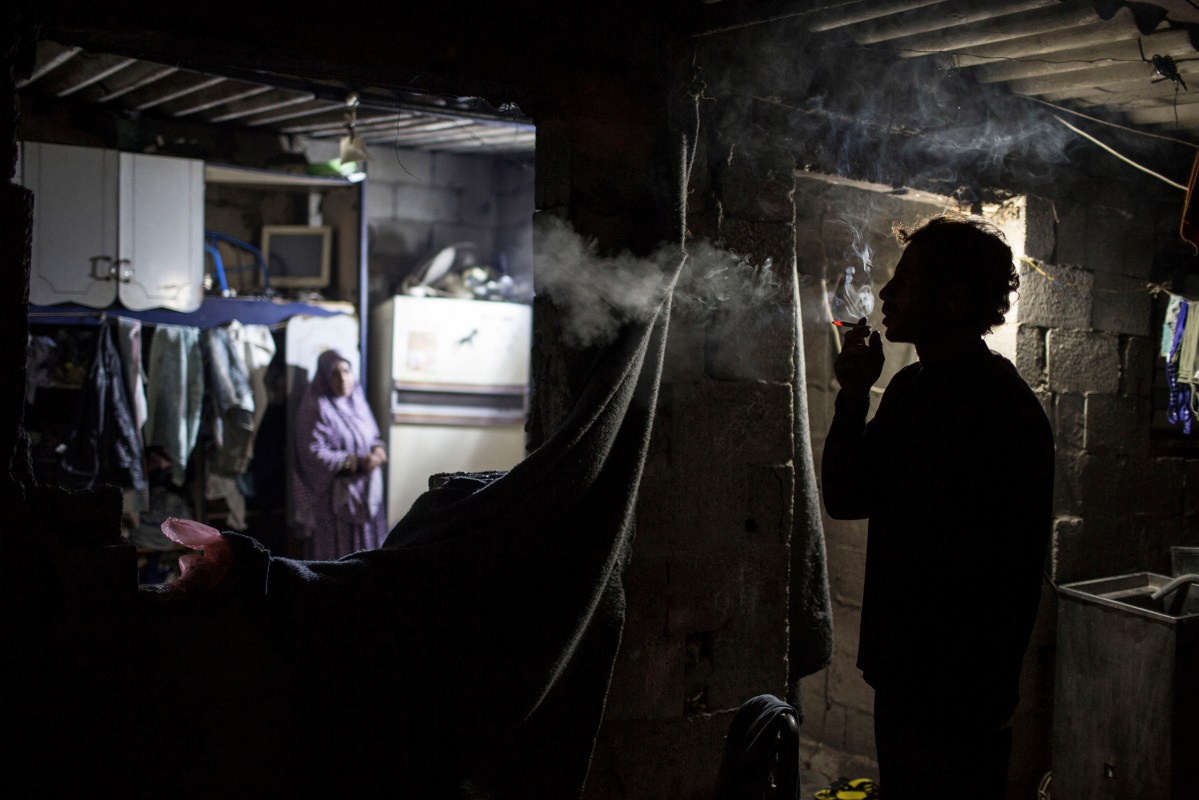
[338,91,371,164]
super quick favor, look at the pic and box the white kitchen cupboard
[20,141,205,312]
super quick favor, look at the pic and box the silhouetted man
[822,215,1053,800]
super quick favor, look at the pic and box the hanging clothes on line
[60,319,147,492]
[145,324,205,486]
[1166,298,1197,435]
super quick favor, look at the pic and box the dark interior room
[3,1,1198,798]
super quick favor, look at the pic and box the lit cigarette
[831,319,869,329]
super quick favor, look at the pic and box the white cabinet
[21,142,205,312]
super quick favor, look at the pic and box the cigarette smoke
[827,213,875,322]
[533,215,782,347]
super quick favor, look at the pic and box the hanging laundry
[202,325,257,476]
[225,320,277,459]
[25,334,57,404]
[60,320,147,492]
[145,324,204,486]
[1161,294,1184,359]
[1166,299,1196,435]
[115,318,148,439]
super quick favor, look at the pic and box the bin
[1053,573,1199,799]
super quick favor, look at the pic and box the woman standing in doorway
[293,349,388,559]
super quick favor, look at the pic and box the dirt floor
[800,736,880,798]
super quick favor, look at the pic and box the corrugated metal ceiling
[17,38,536,156]
[18,2,1199,161]
[801,0,1199,137]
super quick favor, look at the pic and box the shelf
[204,163,359,189]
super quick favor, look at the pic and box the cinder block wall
[793,175,949,758]
[549,98,800,798]
[1007,192,1198,584]
[304,139,535,305]
[794,177,1198,798]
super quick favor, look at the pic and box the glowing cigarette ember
[831,319,869,329]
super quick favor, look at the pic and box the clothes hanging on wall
[145,324,205,486]
[1166,298,1197,435]
[25,334,57,404]
[202,325,257,476]
[115,318,149,442]
[60,319,147,492]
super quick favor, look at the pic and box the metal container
[1053,573,1199,800]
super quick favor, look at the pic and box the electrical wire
[1052,114,1189,190]
[1027,96,1196,147]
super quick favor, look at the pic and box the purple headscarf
[292,350,386,554]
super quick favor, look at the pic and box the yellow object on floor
[814,776,877,800]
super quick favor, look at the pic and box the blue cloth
[29,296,345,329]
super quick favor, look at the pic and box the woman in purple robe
[292,349,388,559]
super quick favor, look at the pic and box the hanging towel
[145,324,204,486]
[202,325,256,476]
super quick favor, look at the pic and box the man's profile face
[879,243,941,345]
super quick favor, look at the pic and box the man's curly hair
[894,214,1019,336]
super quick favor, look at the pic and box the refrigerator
[370,295,532,526]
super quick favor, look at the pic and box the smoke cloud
[827,212,876,322]
[533,216,782,347]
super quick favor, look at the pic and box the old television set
[261,225,332,290]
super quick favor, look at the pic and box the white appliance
[370,295,532,526]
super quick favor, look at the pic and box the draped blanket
[100,288,675,799]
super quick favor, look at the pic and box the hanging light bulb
[338,91,371,164]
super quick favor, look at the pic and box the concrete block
[1084,204,1154,278]
[1015,324,1046,388]
[496,190,533,229]
[1126,456,1187,517]
[367,218,432,261]
[1049,515,1085,584]
[1131,512,1185,575]
[744,463,794,544]
[664,542,789,638]
[1121,335,1153,397]
[605,629,686,720]
[1053,446,1084,516]
[1054,393,1086,451]
[673,380,794,467]
[1021,194,1057,262]
[364,180,395,219]
[705,615,788,712]
[1186,460,1199,517]
[1091,273,1151,336]
[367,147,433,183]
[430,151,493,192]
[1083,393,1149,455]
[706,304,795,382]
[459,180,497,228]
[1079,453,1127,521]
[393,184,460,223]
[1046,329,1120,394]
[1015,261,1092,330]
[1054,202,1087,267]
